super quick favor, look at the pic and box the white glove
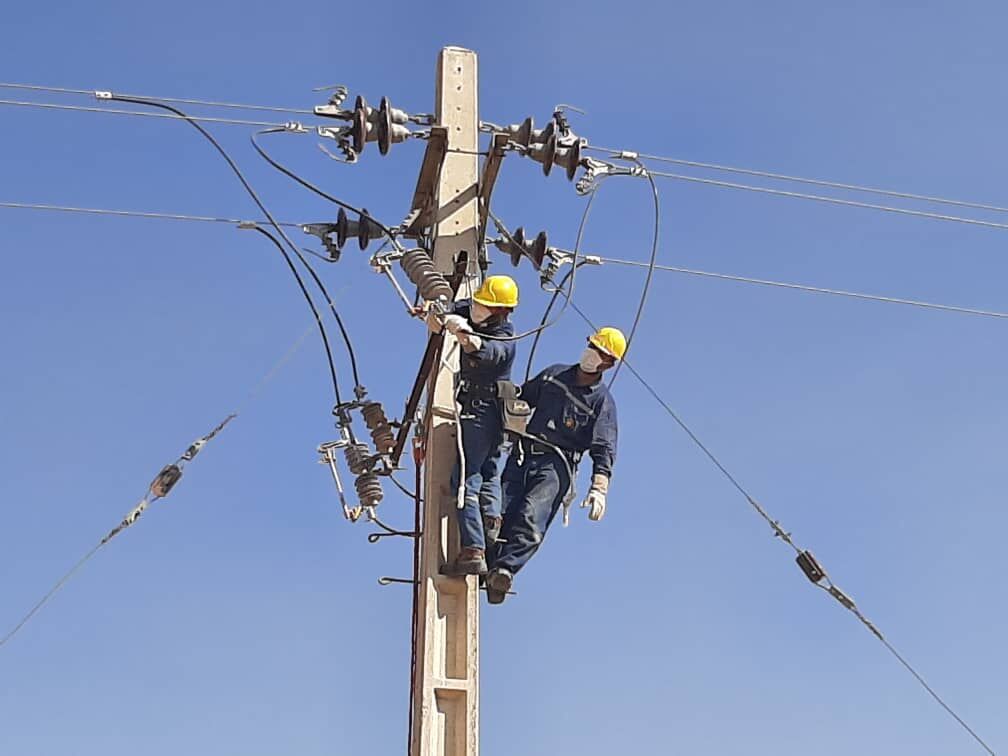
[442,314,470,335]
[581,474,609,522]
[457,331,483,353]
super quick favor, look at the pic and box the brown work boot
[441,547,488,577]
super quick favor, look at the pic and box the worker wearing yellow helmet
[425,275,519,577]
[486,326,625,604]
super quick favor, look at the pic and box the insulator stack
[401,248,452,302]
[344,442,372,475]
[354,471,384,507]
[361,401,395,454]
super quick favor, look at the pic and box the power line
[646,169,1008,232]
[0,98,292,128]
[0,201,301,227]
[6,199,1005,322]
[0,81,315,115]
[598,256,1008,320]
[586,145,1008,216]
[562,297,995,756]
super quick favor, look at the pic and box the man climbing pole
[485,326,625,604]
[426,275,520,577]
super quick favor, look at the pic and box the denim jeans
[452,395,506,551]
[490,451,570,575]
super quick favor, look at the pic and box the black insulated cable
[107,94,347,402]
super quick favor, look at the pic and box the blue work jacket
[521,363,618,478]
[452,300,515,388]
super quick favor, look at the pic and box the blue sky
[1,2,1006,754]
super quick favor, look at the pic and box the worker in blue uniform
[427,275,520,577]
[486,326,626,604]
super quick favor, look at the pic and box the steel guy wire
[0,201,302,227]
[562,296,995,756]
[0,415,236,649]
[597,257,1008,320]
[646,169,1008,232]
[585,144,1008,217]
[0,98,290,127]
[0,318,315,650]
[0,81,316,114]
[104,92,344,404]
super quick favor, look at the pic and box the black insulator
[150,464,183,498]
[401,248,452,302]
[335,207,382,250]
[344,442,371,476]
[361,402,395,454]
[354,471,384,507]
[796,550,826,584]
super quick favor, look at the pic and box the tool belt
[521,437,581,466]
[496,380,532,436]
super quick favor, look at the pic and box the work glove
[580,473,609,522]
[457,331,483,353]
[442,314,470,335]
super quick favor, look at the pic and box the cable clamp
[237,221,257,230]
[94,90,112,100]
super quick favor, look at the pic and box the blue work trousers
[489,451,570,575]
[451,395,506,551]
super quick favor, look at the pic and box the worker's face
[580,343,616,374]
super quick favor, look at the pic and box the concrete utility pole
[409,46,482,756]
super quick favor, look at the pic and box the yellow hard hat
[472,275,519,308]
[589,326,627,361]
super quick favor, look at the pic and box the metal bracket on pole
[477,132,509,246]
[403,126,449,237]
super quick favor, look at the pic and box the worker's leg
[492,456,567,577]
[477,437,508,545]
[451,400,499,552]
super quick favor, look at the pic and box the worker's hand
[458,331,483,353]
[581,489,606,521]
[425,308,443,333]
[581,474,609,522]
[442,314,470,335]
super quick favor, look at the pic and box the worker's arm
[588,396,618,479]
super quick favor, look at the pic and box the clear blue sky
[1,2,1006,754]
